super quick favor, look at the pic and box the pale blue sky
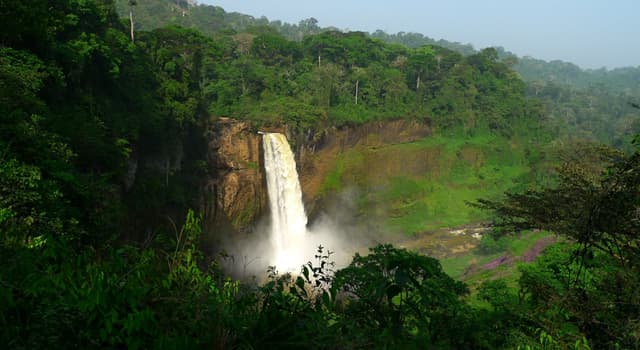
[200,0,639,69]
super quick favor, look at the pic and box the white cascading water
[262,133,308,272]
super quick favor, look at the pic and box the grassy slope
[321,129,534,235]
[438,230,554,311]
[440,230,553,280]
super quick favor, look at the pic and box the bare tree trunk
[318,54,321,67]
[416,75,421,90]
[129,11,135,42]
[355,80,359,105]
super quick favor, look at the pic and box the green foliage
[477,234,509,255]
[475,137,640,348]
[516,55,640,96]
[1,210,224,348]
[0,158,62,245]
[527,80,640,149]
[116,1,542,133]
[370,30,477,56]
[475,142,639,265]
[332,244,473,348]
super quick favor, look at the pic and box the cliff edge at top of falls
[200,117,432,235]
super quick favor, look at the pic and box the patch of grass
[507,230,552,255]
[320,129,538,235]
[245,161,258,170]
[381,157,528,233]
[403,132,498,153]
[440,231,554,282]
[440,251,503,280]
[320,158,344,193]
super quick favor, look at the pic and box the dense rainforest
[116,0,640,147]
[1,0,639,348]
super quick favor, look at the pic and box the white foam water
[262,133,308,272]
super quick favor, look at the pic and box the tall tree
[129,0,137,42]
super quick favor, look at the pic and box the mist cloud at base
[216,187,391,280]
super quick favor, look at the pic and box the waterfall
[262,133,308,272]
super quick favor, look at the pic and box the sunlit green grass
[319,127,544,236]
[379,133,529,233]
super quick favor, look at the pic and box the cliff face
[298,119,432,205]
[200,118,431,235]
[201,117,267,235]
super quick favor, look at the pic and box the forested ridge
[116,0,639,146]
[1,0,639,348]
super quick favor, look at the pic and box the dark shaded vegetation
[1,0,638,348]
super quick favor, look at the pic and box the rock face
[201,117,431,235]
[201,117,267,235]
[297,119,432,203]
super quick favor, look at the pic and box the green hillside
[321,128,547,234]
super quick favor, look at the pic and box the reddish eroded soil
[483,255,513,270]
[523,235,556,262]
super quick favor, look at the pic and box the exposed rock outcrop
[201,117,267,235]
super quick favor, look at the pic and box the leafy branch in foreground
[473,140,639,266]
[473,136,640,348]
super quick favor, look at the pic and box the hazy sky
[200,0,639,69]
